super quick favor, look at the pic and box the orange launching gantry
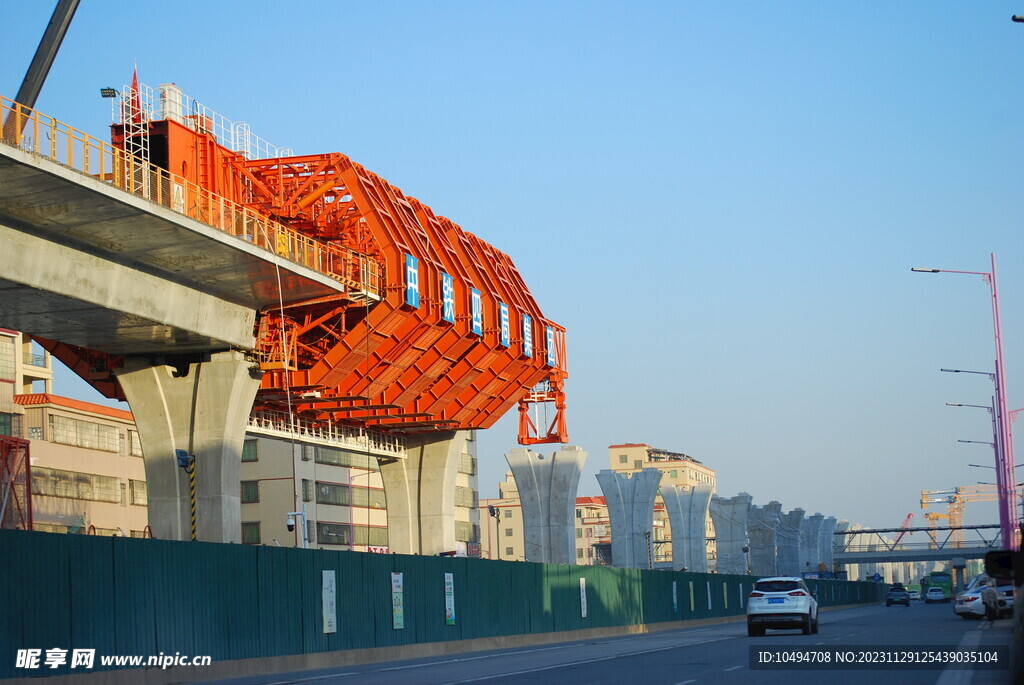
[51,77,568,443]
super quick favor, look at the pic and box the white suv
[747,576,819,636]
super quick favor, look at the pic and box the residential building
[0,329,482,552]
[479,471,524,561]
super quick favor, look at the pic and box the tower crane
[921,485,1024,547]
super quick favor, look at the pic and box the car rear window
[755,581,799,592]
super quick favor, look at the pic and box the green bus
[922,571,953,601]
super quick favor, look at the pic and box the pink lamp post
[912,254,1019,550]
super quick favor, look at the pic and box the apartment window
[504,509,512,519]
[576,528,583,538]
[301,445,314,462]
[31,467,120,503]
[670,470,678,478]
[241,522,261,545]
[316,522,351,546]
[619,454,627,464]
[576,548,584,559]
[633,460,642,469]
[129,479,148,506]
[315,446,375,470]
[454,485,476,508]
[576,508,582,518]
[353,525,389,546]
[505,528,513,537]
[317,482,349,506]
[128,430,144,457]
[587,548,593,558]
[302,479,314,502]
[241,440,258,462]
[505,547,513,556]
[119,482,127,507]
[48,415,119,452]
[240,480,260,503]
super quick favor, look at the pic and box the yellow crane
[920,485,1021,547]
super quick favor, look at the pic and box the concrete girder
[709,492,752,575]
[597,469,662,569]
[660,483,713,573]
[0,222,257,353]
[746,501,782,577]
[505,445,587,564]
[115,351,261,542]
[776,508,805,577]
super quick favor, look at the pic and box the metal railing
[0,96,382,298]
[247,410,405,456]
[22,352,46,368]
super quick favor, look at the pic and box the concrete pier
[379,430,473,556]
[505,445,587,564]
[116,351,261,542]
[747,501,782,577]
[709,492,752,575]
[819,516,837,572]
[800,513,825,574]
[660,483,713,573]
[776,508,805,576]
[597,469,662,569]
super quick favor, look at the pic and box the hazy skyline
[4,2,1024,534]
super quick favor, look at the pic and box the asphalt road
[209,602,1017,685]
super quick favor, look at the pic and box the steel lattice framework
[42,79,568,443]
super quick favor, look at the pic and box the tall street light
[913,254,1018,549]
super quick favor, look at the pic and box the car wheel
[811,615,819,634]
[747,623,763,637]
[886,601,891,607]
[801,613,812,635]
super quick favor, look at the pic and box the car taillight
[962,596,978,602]
[788,591,806,597]
[749,591,764,597]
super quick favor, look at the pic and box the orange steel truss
[25,80,567,443]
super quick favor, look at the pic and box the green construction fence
[0,529,884,678]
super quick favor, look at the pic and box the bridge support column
[597,469,662,569]
[819,516,837,572]
[378,430,471,556]
[661,483,713,573]
[746,501,782,577]
[505,445,587,564]
[777,508,805,576]
[800,513,825,574]
[709,492,753,575]
[116,351,261,543]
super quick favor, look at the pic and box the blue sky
[4,2,1024,533]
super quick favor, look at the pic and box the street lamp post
[913,254,1019,549]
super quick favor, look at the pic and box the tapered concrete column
[116,351,261,542]
[661,483,713,573]
[597,469,662,569]
[746,501,782,577]
[777,508,805,576]
[799,513,825,574]
[505,446,587,564]
[819,516,837,572]
[709,492,752,575]
[379,430,470,556]
[834,520,851,578]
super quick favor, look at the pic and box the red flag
[128,66,142,124]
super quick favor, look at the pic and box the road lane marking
[444,637,735,684]
[724,665,743,671]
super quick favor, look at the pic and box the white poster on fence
[579,577,588,618]
[322,570,337,634]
